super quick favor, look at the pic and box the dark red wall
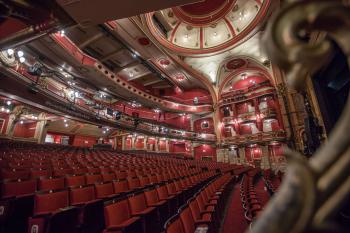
[72,135,97,147]
[13,122,37,138]
[193,144,216,161]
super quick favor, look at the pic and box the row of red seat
[102,171,219,233]
[1,169,200,198]
[0,139,239,233]
[240,171,263,224]
[165,173,235,233]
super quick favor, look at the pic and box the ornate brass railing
[249,1,350,233]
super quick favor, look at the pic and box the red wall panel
[135,137,145,150]
[193,144,216,161]
[72,135,97,147]
[13,122,37,138]
[193,118,214,134]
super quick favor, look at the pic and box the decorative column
[155,138,159,152]
[35,113,47,144]
[131,136,136,150]
[165,139,170,152]
[143,136,147,150]
[122,136,126,150]
[5,106,25,138]
[238,147,246,165]
[254,98,263,131]
[260,144,271,170]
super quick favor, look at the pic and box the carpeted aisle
[221,183,248,233]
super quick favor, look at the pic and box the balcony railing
[222,130,287,145]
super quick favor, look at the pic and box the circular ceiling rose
[138,37,150,46]
[225,58,246,70]
[146,0,271,55]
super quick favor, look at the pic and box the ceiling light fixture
[17,51,24,57]
[7,49,14,56]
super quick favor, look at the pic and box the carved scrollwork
[250,1,350,233]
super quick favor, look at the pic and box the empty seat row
[165,173,235,233]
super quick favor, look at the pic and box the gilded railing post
[249,1,350,232]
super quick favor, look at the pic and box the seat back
[144,189,160,205]
[30,169,52,178]
[165,215,185,233]
[65,175,85,187]
[95,182,114,199]
[188,198,201,221]
[156,185,169,199]
[38,177,65,191]
[179,206,196,233]
[1,168,30,180]
[70,185,96,205]
[128,193,148,214]
[101,173,116,182]
[128,177,141,190]
[1,179,37,198]
[85,174,102,185]
[104,199,131,227]
[113,180,130,194]
[34,190,69,215]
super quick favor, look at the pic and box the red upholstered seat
[95,182,117,199]
[179,206,202,233]
[102,173,116,182]
[0,168,30,180]
[1,179,37,198]
[128,193,156,216]
[85,173,102,184]
[38,177,65,191]
[128,192,160,233]
[103,199,143,233]
[113,180,131,194]
[69,185,96,205]
[70,185,105,233]
[28,189,79,233]
[65,175,85,187]
[30,169,52,178]
[33,190,69,215]
[165,215,185,233]
[127,177,142,190]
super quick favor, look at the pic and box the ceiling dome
[145,0,272,55]
[173,0,233,25]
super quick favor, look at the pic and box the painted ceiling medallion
[145,0,271,55]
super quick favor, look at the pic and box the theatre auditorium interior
[1,0,350,233]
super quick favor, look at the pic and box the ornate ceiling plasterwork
[145,0,271,55]
[183,32,272,84]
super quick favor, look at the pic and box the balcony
[222,130,287,145]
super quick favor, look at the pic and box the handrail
[249,1,350,233]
